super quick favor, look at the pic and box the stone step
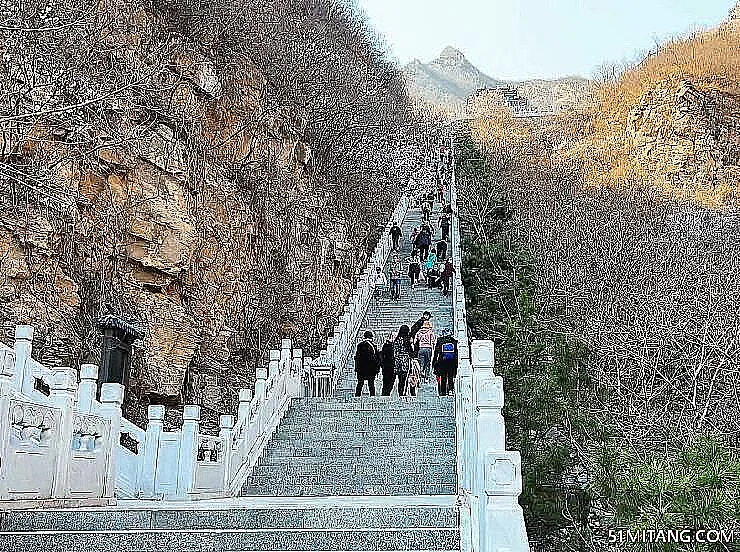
[258,456,455,468]
[291,398,454,409]
[267,434,454,447]
[281,411,453,421]
[281,411,454,422]
[0,505,458,531]
[276,428,453,438]
[246,471,456,488]
[251,463,456,479]
[240,483,457,497]
[272,429,455,441]
[280,411,454,421]
[263,444,455,458]
[0,527,460,551]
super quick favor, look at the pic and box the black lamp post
[96,315,143,399]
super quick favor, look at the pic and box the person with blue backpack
[433,328,459,396]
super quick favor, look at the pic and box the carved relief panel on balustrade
[0,400,60,500]
[194,435,226,492]
[68,413,111,498]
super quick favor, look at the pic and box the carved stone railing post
[268,350,280,380]
[291,349,303,397]
[176,405,200,498]
[303,356,313,397]
[13,325,34,395]
[139,405,165,498]
[472,340,505,551]
[77,364,99,414]
[457,354,474,493]
[99,382,124,499]
[255,367,267,401]
[0,347,14,397]
[48,367,78,498]
[483,451,530,552]
[219,414,235,488]
[280,339,292,374]
[254,367,268,433]
[237,389,252,425]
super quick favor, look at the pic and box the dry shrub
[557,23,740,210]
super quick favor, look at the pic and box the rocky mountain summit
[403,46,592,116]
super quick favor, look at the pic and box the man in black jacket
[354,330,380,396]
[433,328,458,396]
[390,222,402,251]
[436,239,448,261]
[409,311,432,340]
[380,332,396,395]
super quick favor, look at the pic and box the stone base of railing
[0,497,116,511]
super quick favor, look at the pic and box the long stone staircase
[0,197,463,552]
[236,197,461,549]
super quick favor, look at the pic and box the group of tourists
[354,311,459,398]
[355,143,458,398]
[380,159,456,301]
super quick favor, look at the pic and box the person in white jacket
[373,266,387,299]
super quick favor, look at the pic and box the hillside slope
[0,0,437,427]
[561,12,740,208]
[460,8,740,550]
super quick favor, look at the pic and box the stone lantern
[96,315,143,399]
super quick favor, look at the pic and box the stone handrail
[0,324,305,504]
[447,133,531,551]
[0,326,123,508]
[306,193,411,396]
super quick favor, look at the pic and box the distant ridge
[403,46,592,117]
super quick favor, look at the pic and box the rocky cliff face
[0,0,429,428]
[626,79,740,204]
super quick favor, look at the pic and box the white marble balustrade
[0,325,306,504]
[448,133,531,552]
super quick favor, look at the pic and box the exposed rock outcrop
[626,79,740,202]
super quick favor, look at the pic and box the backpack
[441,341,457,363]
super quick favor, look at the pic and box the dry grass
[598,24,740,119]
[555,23,740,209]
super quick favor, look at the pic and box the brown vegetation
[565,23,740,208]
[461,19,740,550]
[0,0,441,428]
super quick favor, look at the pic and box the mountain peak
[437,46,466,64]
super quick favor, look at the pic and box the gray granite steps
[0,505,458,531]
[258,455,454,468]
[261,446,453,461]
[245,472,456,488]
[240,483,457,497]
[266,435,454,447]
[229,201,460,548]
[0,528,460,551]
[251,463,455,479]
[271,430,455,441]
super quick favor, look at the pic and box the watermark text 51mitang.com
[608,528,735,544]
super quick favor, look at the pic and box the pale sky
[357,0,735,80]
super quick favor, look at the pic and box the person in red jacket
[440,259,455,296]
